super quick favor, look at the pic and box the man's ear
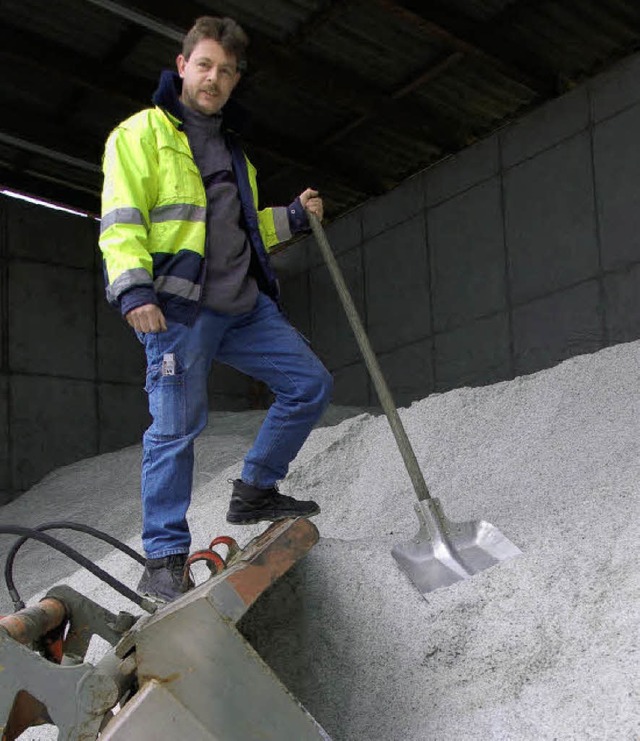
[176,54,187,78]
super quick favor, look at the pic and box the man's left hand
[299,188,323,221]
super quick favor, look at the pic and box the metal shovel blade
[392,498,522,595]
[308,214,522,596]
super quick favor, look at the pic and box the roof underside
[2,0,640,219]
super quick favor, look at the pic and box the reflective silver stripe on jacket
[273,206,292,243]
[153,275,201,301]
[149,204,206,224]
[100,207,146,234]
[106,268,153,302]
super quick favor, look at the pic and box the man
[99,16,333,602]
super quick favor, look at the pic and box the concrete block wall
[272,51,640,409]
[0,199,135,501]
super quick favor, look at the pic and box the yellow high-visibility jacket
[99,72,307,324]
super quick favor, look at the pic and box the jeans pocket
[146,364,187,439]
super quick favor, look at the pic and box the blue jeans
[137,293,333,558]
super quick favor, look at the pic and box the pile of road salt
[1,341,638,740]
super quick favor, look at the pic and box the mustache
[201,86,219,95]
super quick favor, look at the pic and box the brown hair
[182,16,249,71]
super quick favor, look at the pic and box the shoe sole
[225,506,321,526]
[137,582,194,604]
[137,588,171,604]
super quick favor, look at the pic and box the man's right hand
[126,304,167,333]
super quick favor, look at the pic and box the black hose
[4,520,145,610]
[4,521,146,610]
[0,526,154,613]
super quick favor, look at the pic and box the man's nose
[206,66,219,82]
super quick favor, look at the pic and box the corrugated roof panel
[196,0,323,41]
[440,0,520,22]
[580,1,640,45]
[303,1,447,90]
[509,0,640,77]
[415,57,536,133]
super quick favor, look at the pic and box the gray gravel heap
[1,343,639,740]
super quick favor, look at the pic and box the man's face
[176,38,240,116]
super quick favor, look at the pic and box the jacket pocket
[157,144,205,204]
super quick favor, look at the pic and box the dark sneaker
[137,553,194,603]
[226,479,320,525]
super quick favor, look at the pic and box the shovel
[308,213,522,596]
